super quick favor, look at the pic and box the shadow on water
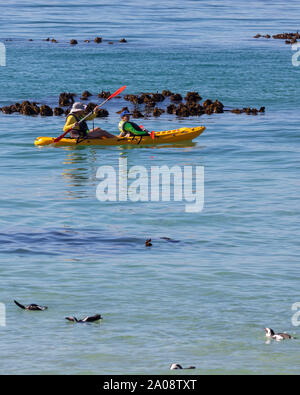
[0,228,183,257]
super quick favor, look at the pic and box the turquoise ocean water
[0,0,300,374]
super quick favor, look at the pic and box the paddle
[53,85,127,143]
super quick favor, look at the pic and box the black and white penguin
[264,327,293,341]
[65,314,102,323]
[170,363,195,370]
[14,300,48,311]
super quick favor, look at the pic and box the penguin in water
[65,314,102,323]
[145,239,152,247]
[170,363,195,370]
[14,300,48,311]
[264,327,294,341]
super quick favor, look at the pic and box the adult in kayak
[64,102,115,139]
[118,110,149,137]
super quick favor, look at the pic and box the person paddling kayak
[64,102,115,139]
[118,110,149,137]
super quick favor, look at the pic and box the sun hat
[120,110,133,117]
[70,102,87,113]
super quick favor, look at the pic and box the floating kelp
[170,93,183,102]
[185,92,202,102]
[124,94,144,104]
[54,107,64,116]
[82,102,109,117]
[254,31,299,44]
[132,109,144,118]
[152,107,165,117]
[95,109,109,117]
[31,37,127,45]
[40,105,53,116]
[98,91,111,99]
[162,90,173,97]
[1,106,14,114]
[80,90,92,100]
[1,90,264,119]
[85,102,97,112]
[21,101,40,115]
[167,104,177,114]
[151,93,165,102]
[231,106,265,115]
[59,92,75,106]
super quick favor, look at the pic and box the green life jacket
[118,120,147,136]
[67,113,89,137]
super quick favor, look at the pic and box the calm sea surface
[0,0,300,374]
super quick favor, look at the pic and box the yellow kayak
[34,126,205,147]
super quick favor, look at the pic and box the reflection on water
[61,148,98,198]
[116,141,198,150]
[62,148,98,165]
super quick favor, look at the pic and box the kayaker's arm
[85,111,98,121]
[63,111,98,133]
[63,115,78,132]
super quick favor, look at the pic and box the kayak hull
[34,126,205,147]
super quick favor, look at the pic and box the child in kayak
[64,102,115,139]
[118,110,149,137]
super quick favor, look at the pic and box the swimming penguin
[14,300,48,311]
[170,363,195,370]
[264,327,293,341]
[65,314,102,323]
[145,239,152,247]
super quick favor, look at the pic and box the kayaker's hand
[74,122,79,128]
[93,106,99,113]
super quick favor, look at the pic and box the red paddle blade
[150,131,155,140]
[108,85,127,100]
